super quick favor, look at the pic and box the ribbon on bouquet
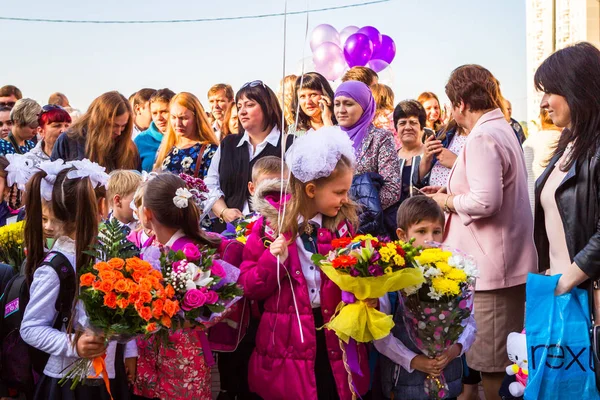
[89,355,113,400]
[340,291,363,400]
[197,329,215,367]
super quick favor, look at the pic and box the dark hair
[149,88,176,105]
[0,156,8,178]
[396,196,445,232]
[393,100,427,128]
[534,42,600,170]
[39,106,72,128]
[0,106,11,113]
[143,173,220,247]
[0,85,22,100]
[342,67,379,86]
[291,72,337,131]
[25,168,104,284]
[133,88,157,106]
[445,64,504,112]
[208,84,235,102]
[236,82,285,134]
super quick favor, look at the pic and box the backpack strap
[40,251,76,328]
[7,132,23,155]
[194,143,208,178]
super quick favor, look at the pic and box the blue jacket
[134,121,163,172]
[350,173,386,236]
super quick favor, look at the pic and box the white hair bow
[67,159,109,189]
[38,159,72,201]
[5,154,36,191]
[173,187,193,209]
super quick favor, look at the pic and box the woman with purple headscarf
[334,81,401,210]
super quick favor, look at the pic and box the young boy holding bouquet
[374,196,477,400]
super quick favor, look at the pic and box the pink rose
[182,243,201,261]
[181,289,206,311]
[204,290,219,305]
[211,261,227,279]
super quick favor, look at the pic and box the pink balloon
[367,59,389,73]
[340,25,359,46]
[312,42,346,81]
[357,26,382,55]
[343,33,373,67]
[310,24,340,52]
[372,35,396,64]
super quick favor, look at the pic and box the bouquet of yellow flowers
[400,242,478,400]
[312,234,424,343]
[0,221,25,273]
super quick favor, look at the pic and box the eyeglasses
[241,80,266,90]
[0,101,15,108]
[0,120,13,128]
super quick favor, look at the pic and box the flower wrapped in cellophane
[312,234,424,343]
[221,213,260,245]
[0,221,25,273]
[400,242,478,400]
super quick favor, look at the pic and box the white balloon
[340,25,360,46]
[310,24,340,52]
[377,64,395,88]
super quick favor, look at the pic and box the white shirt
[296,214,323,308]
[205,126,282,215]
[21,236,138,379]
[165,229,186,248]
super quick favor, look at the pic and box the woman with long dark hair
[290,72,336,134]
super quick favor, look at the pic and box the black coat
[351,173,385,236]
[534,147,600,280]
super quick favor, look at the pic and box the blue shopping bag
[525,273,600,399]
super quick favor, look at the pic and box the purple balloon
[310,24,340,52]
[312,42,346,81]
[357,26,382,56]
[372,35,396,64]
[343,33,373,67]
[340,25,359,46]
[366,59,389,73]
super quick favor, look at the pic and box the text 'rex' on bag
[525,273,600,400]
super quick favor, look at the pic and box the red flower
[395,246,406,257]
[332,255,358,269]
[245,220,256,236]
[332,238,352,249]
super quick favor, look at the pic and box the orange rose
[139,306,152,321]
[139,291,152,304]
[127,257,152,273]
[113,271,125,280]
[93,280,102,290]
[99,271,117,282]
[152,299,164,319]
[139,279,153,292]
[165,284,175,298]
[161,315,172,329]
[132,271,144,283]
[114,279,129,293]
[129,292,140,305]
[146,322,158,333]
[155,288,166,300]
[99,280,114,293]
[80,273,96,287]
[163,299,179,318]
[94,261,112,271]
[108,258,125,270]
[150,269,163,279]
[127,281,139,295]
[104,292,117,309]
[116,297,129,309]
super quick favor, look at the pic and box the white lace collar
[52,236,76,256]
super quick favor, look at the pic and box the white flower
[463,259,479,278]
[424,267,443,278]
[428,286,443,301]
[185,280,196,291]
[5,153,36,190]
[403,284,422,296]
[67,159,109,189]
[162,156,171,169]
[173,187,193,208]
[181,156,193,170]
[186,262,213,287]
[448,255,465,268]
[172,148,179,155]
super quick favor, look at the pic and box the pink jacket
[444,109,538,291]
[239,218,370,400]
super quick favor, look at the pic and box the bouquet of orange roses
[59,220,179,393]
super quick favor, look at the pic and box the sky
[0,0,527,121]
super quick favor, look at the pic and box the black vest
[218,132,291,211]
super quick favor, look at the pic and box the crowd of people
[0,40,599,400]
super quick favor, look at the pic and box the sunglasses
[40,104,64,114]
[0,101,15,108]
[241,80,266,90]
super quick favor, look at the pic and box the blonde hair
[107,170,142,206]
[68,91,137,172]
[277,75,298,126]
[154,92,218,170]
[280,156,357,240]
[251,155,286,183]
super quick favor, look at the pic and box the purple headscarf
[335,81,376,152]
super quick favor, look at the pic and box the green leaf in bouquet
[311,253,326,265]
[207,304,225,313]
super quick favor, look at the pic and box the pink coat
[239,217,370,400]
[444,108,538,291]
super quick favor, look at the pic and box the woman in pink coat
[425,65,537,400]
[239,129,370,400]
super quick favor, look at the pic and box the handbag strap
[194,143,208,178]
[7,133,23,155]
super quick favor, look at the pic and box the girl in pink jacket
[239,128,370,400]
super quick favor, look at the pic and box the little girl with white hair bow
[238,127,371,400]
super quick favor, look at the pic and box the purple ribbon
[340,291,362,377]
[197,329,215,367]
[342,291,356,304]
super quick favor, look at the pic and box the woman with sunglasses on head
[0,99,41,156]
[27,105,72,166]
[206,80,290,225]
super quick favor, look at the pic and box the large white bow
[38,159,72,201]
[67,159,109,189]
[5,154,36,191]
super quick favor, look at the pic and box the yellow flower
[431,277,460,296]
[393,254,405,266]
[415,248,452,265]
[384,267,393,274]
[436,262,452,274]
[236,236,247,245]
[352,234,378,243]
[445,268,467,282]
[379,247,393,263]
